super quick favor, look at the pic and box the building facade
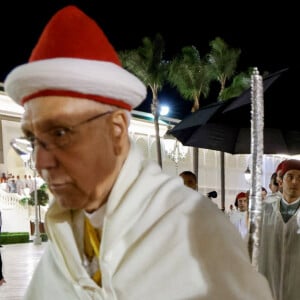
[0,93,283,232]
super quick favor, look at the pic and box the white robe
[264,191,282,204]
[258,199,300,300]
[24,142,273,299]
[228,210,248,239]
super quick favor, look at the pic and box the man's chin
[55,196,84,210]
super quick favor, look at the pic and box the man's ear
[110,110,129,155]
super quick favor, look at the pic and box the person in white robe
[265,171,282,204]
[4,5,274,300]
[258,159,300,300]
[229,192,248,239]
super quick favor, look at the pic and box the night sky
[0,1,297,119]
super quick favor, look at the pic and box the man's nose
[33,146,57,171]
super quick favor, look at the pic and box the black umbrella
[169,68,295,155]
[171,123,300,155]
[223,68,288,113]
[168,68,291,212]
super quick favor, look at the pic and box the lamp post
[244,166,251,184]
[10,138,42,245]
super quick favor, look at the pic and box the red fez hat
[234,192,247,207]
[4,5,146,110]
[236,192,247,200]
[280,159,300,177]
[276,160,286,175]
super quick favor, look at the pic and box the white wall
[131,132,283,211]
[0,115,284,232]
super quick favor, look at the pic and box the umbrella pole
[248,68,264,269]
[220,151,225,212]
[193,147,199,191]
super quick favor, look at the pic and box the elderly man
[258,159,300,300]
[4,5,273,300]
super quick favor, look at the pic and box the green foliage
[167,45,213,110]
[219,69,253,101]
[40,232,48,242]
[207,37,241,80]
[206,37,242,99]
[119,33,168,167]
[0,232,30,244]
[20,183,49,207]
[0,231,47,243]
[120,34,265,112]
[119,33,167,93]
[19,197,31,206]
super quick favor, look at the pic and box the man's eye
[50,128,71,138]
[27,136,36,143]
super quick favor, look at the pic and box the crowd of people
[179,159,300,300]
[0,173,35,195]
[224,159,300,300]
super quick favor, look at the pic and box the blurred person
[261,186,268,200]
[229,192,249,239]
[179,170,197,190]
[15,175,24,195]
[7,175,17,193]
[0,251,5,286]
[226,204,235,217]
[265,171,281,204]
[0,173,7,183]
[258,159,300,300]
[269,172,279,194]
[4,5,273,300]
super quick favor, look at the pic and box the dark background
[0,1,297,119]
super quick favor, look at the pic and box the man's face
[180,174,197,190]
[282,169,300,203]
[237,197,248,212]
[261,189,267,200]
[21,96,129,212]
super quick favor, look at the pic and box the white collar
[84,203,106,229]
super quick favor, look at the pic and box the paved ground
[0,242,46,300]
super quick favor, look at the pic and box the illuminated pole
[248,67,264,269]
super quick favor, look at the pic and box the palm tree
[206,37,241,99]
[119,33,167,167]
[168,46,212,111]
[167,45,213,180]
[206,37,254,210]
[218,69,252,101]
[168,39,249,208]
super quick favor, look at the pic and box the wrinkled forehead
[21,96,109,130]
[23,96,108,118]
